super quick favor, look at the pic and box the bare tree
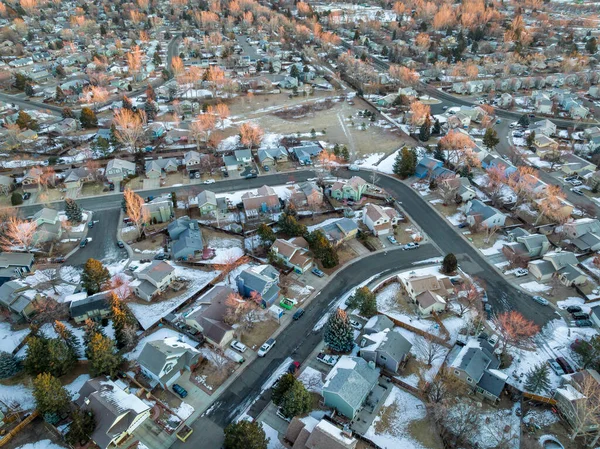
[112,108,147,152]
[239,122,263,150]
[33,297,68,323]
[206,350,230,376]
[569,374,600,443]
[452,283,482,317]
[426,367,468,404]
[0,217,38,252]
[123,188,149,240]
[413,333,447,366]
[493,311,539,354]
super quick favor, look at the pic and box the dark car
[575,319,593,327]
[52,257,66,264]
[567,306,582,313]
[22,192,31,200]
[154,253,167,260]
[458,222,469,229]
[172,384,188,398]
[556,357,574,374]
[287,361,300,375]
[293,308,305,320]
[117,241,125,249]
[223,171,229,178]
[79,238,88,248]
[88,221,94,228]
[572,312,590,320]
[484,303,492,319]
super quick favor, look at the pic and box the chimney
[341,425,353,438]
[368,361,376,370]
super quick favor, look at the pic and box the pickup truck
[316,352,339,366]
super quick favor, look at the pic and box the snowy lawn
[365,386,427,449]
[65,374,90,400]
[14,441,66,449]
[394,327,448,384]
[0,322,30,353]
[520,281,551,294]
[446,212,465,226]
[126,328,198,360]
[261,421,285,449]
[0,383,35,411]
[173,402,195,420]
[200,237,244,264]
[479,238,508,256]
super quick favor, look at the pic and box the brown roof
[407,275,442,295]
[290,236,309,249]
[365,204,386,222]
[416,290,446,309]
[273,239,297,259]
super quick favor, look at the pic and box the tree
[439,130,478,170]
[394,147,417,178]
[46,337,77,377]
[290,64,300,79]
[493,311,539,354]
[53,320,80,359]
[452,283,482,318]
[0,216,38,252]
[16,110,39,131]
[567,375,600,441]
[586,37,597,55]
[526,130,536,148]
[280,379,313,418]
[55,86,66,102]
[80,107,98,129]
[419,118,431,142]
[124,188,150,239]
[414,334,447,366]
[62,107,74,119]
[307,230,338,269]
[278,213,307,237]
[32,373,71,417]
[224,420,268,449]
[409,101,430,127]
[432,119,441,135]
[257,224,276,245]
[442,253,457,274]
[109,293,137,350]
[427,367,468,404]
[482,128,500,150]
[341,146,350,161]
[239,122,264,150]
[346,286,377,318]
[0,351,21,379]
[573,336,600,369]
[13,73,29,91]
[81,258,110,294]
[272,373,296,405]
[24,335,48,375]
[524,363,551,394]
[66,409,95,446]
[517,114,529,127]
[87,332,122,377]
[65,198,83,223]
[113,108,147,152]
[324,308,354,353]
[11,193,23,206]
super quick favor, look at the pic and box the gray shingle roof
[323,357,379,412]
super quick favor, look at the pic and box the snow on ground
[581,256,600,279]
[261,422,285,449]
[0,322,30,353]
[557,297,590,313]
[201,237,244,264]
[523,409,559,427]
[298,366,324,393]
[0,383,35,411]
[129,267,219,329]
[65,374,90,400]
[395,327,448,384]
[262,357,293,391]
[173,402,195,420]
[365,386,427,449]
[480,238,508,256]
[469,403,520,449]
[412,257,443,266]
[520,281,551,293]
[126,328,198,360]
[355,152,385,170]
[14,441,66,449]
[446,212,465,226]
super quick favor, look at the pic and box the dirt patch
[409,415,444,449]
[239,319,279,351]
[374,398,399,434]
[192,357,236,394]
[58,363,89,386]
[1,416,68,449]
[273,98,336,120]
[131,235,165,254]
[320,242,359,274]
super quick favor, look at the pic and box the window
[164,363,174,374]
[454,369,460,376]
[466,377,473,383]
[380,355,387,361]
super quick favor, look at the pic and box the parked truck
[316,352,339,366]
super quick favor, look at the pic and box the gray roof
[138,339,199,382]
[69,292,111,318]
[506,227,530,240]
[324,357,379,412]
[197,190,217,208]
[520,234,549,252]
[136,280,157,297]
[234,149,252,160]
[573,233,600,251]
[558,264,586,282]
[530,260,555,276]
[478,370,506,398]
[172,226,204,259]
[379,331,412,362]
[223,155,238,166]
[138,261,175,283]
[258,147,287,163]
[364,315,394,334]
[0,280,23,306]
[186,285,234,344]
[237,265,279,295]
[33,207,58,223]
[467,200,503,221]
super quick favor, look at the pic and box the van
[224,348,245,364]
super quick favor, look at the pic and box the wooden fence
[383,313,452,349]
[0,410,39,447]
[523,392,557,406]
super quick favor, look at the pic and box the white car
[349,319,362,330]
[509,122,517,128]
[403,242,420,250]
[257,338,276,357]
[514,268,529,278]
[387,236,398,245]
[230,340,247,353]
[204,179,216,184]
[488,334,499,346]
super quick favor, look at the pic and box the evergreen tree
[290,64,300,80]
[517,114,529,127]
[419,118,431,142]
[341,146,350,161]
[347,287,377,318]
[87,333,122,377]
[586,37,597,55]
[110,123,119,147]
[394,147,417,178]
[442,253,458,274]
[432,119,441,135]
[62,107,74,119]
[278,213,307,237]
[0,351,22,379]
[434,145,445,162]
[81,258,110,294]
[109,294,138,350]
[24,83,34,97]
[144,100,158,121]
[24,335,49,375]
[13,73,29,91]
[525,363,552,394]
[526,131,536,148]
[324,308,354,353]
[32,373,71,417]
[54,321,80,359]
[307,230,338,268]
[257,224,276,245]
[16,110,39,131]
[95,137,110,157]
[46,338,77,377]
[153,51,162,66]
[332,143,340,157]
[65,198,83,223]
[11,193,23,206]
[483,128,500,150]
[272,373,296,405]
[80,107,98,129]
[224,420,268,449]
[573,336,600,369]
[122,96,133,110]
[66,410,96,446]
[83,319,105,358]
[280,380,312,418]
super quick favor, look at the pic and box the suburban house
[138,337,201,388]
[289,181,323,209]
[359,328,412,373]
[532,134,559,156]
[236,264,280,308]
[563,218,600,253]
[560,153,597,176]
[553,370,600,436]
[197,190,218,215]
[134,261,176,301]
[440,176,476,203]
[258,147,288,166]
[585,127,600,154]
[528,251,587,286]
[168,217,204,261]
[0,252,33,285]
[285,417,358,449]
[183,150,204,173]
[75,377,151,449]
[145,158,179,179]
[590,305,600,329]
[242,185,281,219]
[22,167,43,190]
[363,203,400,236]
[400,274,453,315]
[61,167,94,190]
[142,196,174,224]
[363,315,395,335]
[415,156,454,179]
[531,119,557,137]
[32,208,63,243]
[316,218,358,246]
[291,143,322,165]
[322,356,380,419]
[106,159,136,186]
[465,200,506,228]
[0,280,38,321]
[329,177,368,202]
[70,292,112,324]
[502,230,550,261]
[271,238,313,274]
[184,285,236,347]
[447,337,507,403]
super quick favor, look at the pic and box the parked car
[484,303,492,318]
[566,306,582,313]
[22,192,31,200]
[572,312,590,320]
[88,221,94,228]
[387,235,398,244]
[204,179,216,184]
[51,257,66,264]
[79,238,89,248]
[403,242,419,250]
[311,267,325,278]
[509,122,517,128]
[154,253,167,260]
[172,384,188,398]
[514,268,529,277]
[276,407,291,422]
[230,340,247,353]
[263,165,270,172]
[287,361,300,375]
[349,319,362,330]
[117,241,125,248]
[575,319,593,327]
[348,165,360,171]
[293,308,305,320]
[572,188,584,196]
[547,359,565,376]
[488,334,499,346]
[556,357,574,374]
[257,338,276,357]
[223,170,229,178]
[532,296,549,306]
[316,352,339,366]
[458,222,469,229]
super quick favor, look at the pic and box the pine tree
[341,146,350,161]
[272,373,296,405]
[392,150,403,176]
[324,308,354,353]
[65,198,83,223]
[110,294,137,350]
[54,321,80,359]
[0,351,22,379]
[153,51,162,66]
[224,420,268,449]
[442,253,458,274]
[66,409,96,446]
[32,373,71,417]
[46,338,77,377]
[24,335,49,375]
[394,147,417,178]
[307,230,338,268]
[526,131,536,148]
[62,107,74,119]
[144,100,158,121]
[55,86,66,102]
[333,144,340,157]
[80,107,98,129]
[16,110,39,131]
[122,96,133,110]
[257,224,276,245]
[432,119,441,135]
[87,333,122,377]
[419,117,431,142]
[525,363,552,394]
[83,319,105,358]
[290,64,300,80]
[483,128,500,150]
[517,114,529,127]
[280,380,312,418]
[81,258,110,294]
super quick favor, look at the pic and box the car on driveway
[316,352,339,366]
[349,319,362,330]
[230,340,247,353]
[88,221,94,228]
[547,359,565,376]
[514,268,528,277]
[257,338,276,357]
[22,192,31,200]
[287,361,300,375]
[556,357,574,374]
[311,267,324,277]
[572,312,590,320]
[276,408,291,422]
[173,384,188,398]
[387,236,397,244]
[575,319,593,327]
[484,303,492,319]
[532,296,549,306]
[566,306,582,313]
[403,242,420,250]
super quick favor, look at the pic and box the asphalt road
[177,244,440,447]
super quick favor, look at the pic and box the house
[553,370,600,435]
[285,417,358,449]
[271,238,313,274]
[317,218,358,246]
[533,92,553,114]
[242,185,280,219]
[134,261,176,301]
[53,118,79,135]
[289,181,323,208]
[184,285,236,347]
[22,167,43,190]
[415,157,443,179]
[292,143,322,165]
[415,290,447,316]
[223,149,252,171]
[528,251,587,286]
[585,127,600,154]
[106,159,136,185]
[330,177,368,202]
[560,153,596,176]
[502,231,550,261]
[359,328,412,373]
[0,280,38,321]
[0,252,33,285]
[532,134,559,156]
[167,217,203,261]
[183,151,203,171]
[363,203,400,236]
[236,264,280,308]
[564,218,600,252]
[533,196,573,222]
[498,93,513,108]
[590,305,600,330]
[138,337,201,388]
[197,190,218,215]
[145,158,178,179]
[440,176,476,203]
[258,147,288,166]
[363,315,395,335]
[322,356,380,419]
[142,196,174,223]
[32,207,62,243]
[400,273,454,312]
[531,119,557,137]
[464,200,506,228]
[447,337,507,403]
[75,377,151,449]
[70,292,112,324]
